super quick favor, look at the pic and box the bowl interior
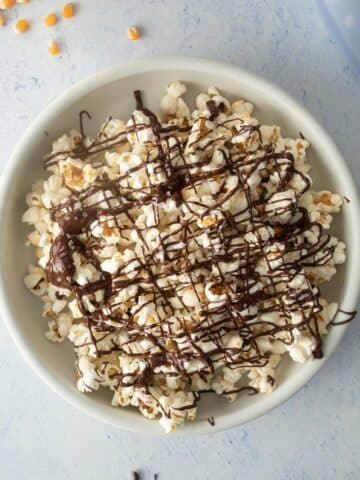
[1,59,358,435]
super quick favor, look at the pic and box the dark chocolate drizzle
[58,208,98,235]
[46,234,76,288]
[79,110,92,138]
[43,90,344,418]
[330,308,357,326]
[206,99,226,121]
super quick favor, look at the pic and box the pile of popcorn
[23,81,345,432]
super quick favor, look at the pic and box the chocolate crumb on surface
[207,416,215,426]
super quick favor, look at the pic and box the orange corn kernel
[0,0,15,9]
[48,40,60,56]
[44,13,58,27]
[14,18,30,33]
[0,13,6,26]
[127,26,140,40]
[62,3,74,18]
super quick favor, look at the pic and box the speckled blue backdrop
[0,1,359,479]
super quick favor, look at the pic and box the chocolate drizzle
[79,110,92,138]
[330,308,357,326]
[43,90,344,419]
[46,234,76,288]
[206,99,226,121]
[58,208,98,235]
[134,90,143,110]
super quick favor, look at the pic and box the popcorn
[23,82,346,432]
[45,313,72,342]
[301,190,343,213]
[161,81,190,119]
[100,118,126,140]
[265,190,297,223]
[285,330,315,363]
[167,81,187,98]
[68,299,82,319]
[231,99,254,114]
[160,94,177,116]
[176,97,190,118]
[24,265,47,296]
[73,262,100,286]
[77,357,100,391]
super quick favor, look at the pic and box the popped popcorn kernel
[198,215,217,228]
[14,18,30,33]
[127,26,140,40]
[48,40,60,56]
[313,191,332,206]
[0,13,6,26]
[61,162,85,188]
[44,13,58,27]
[62,2,74,18]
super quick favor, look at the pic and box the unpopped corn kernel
[127,26,140,40]
[0,0,15,9]
[14,18,30,33]
[44,13,58,27]
[62,3,75,18]
[48,40,60,56]
[0,13,6,26]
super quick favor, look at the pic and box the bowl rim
[0,55,359,436]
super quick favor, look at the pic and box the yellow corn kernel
[14,18,30,33]
[48,41,60,56]
[127,26,140,40]
[0,0,15,9]
[62,3,74,18]
[44,13,58,27]
[0,13,6,26]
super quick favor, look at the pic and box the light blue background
[0,1,359,479]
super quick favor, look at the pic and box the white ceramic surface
[0,56,359,436]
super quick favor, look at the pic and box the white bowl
[1,56,359,436]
